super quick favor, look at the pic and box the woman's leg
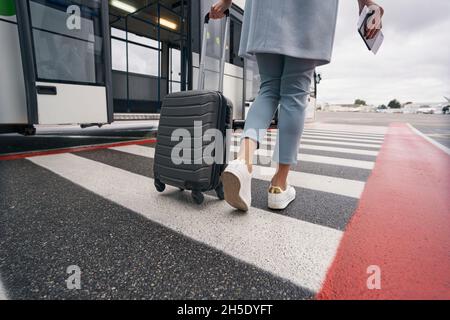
[271,57,316,188]
[238,53,283,171]
[271,165,291,190]
[222,54,283,211]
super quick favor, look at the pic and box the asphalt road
[0,112,448,299]
[0,112,448,155]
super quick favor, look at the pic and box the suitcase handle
[204,9,230,24]
[198,9,231,92]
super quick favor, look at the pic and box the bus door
[15,0,113,125]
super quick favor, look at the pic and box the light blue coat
[239,0,339,66]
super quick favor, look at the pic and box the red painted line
[317,122,450,300]
[0,138,157,161]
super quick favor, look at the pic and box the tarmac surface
[0,112,449,299]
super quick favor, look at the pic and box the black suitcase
[153,10,233,205]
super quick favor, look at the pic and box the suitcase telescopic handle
[198,9,231,92]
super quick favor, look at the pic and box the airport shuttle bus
[0,0,113,135]
[108,0,249,122]
[0,0,316,135]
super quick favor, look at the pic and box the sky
[316,0,450,105]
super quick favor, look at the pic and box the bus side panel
[0,18,28,124]
[36,82,108,125]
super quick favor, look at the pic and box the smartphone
[358,6,384,54]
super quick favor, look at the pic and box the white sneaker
[221,159,252,212]
[268,185,296,210]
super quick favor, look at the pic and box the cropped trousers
[242,53,316,165]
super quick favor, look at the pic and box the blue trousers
[243,53,316,165]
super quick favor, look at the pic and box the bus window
[169,47,182,93]
[28,0,106,85]
[110,27,162,77]
[229,16,244,68]
[127,43,159,77]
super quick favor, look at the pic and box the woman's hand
[210,0,232,19]
[358,0,384,39]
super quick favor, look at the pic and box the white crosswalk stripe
[114,145,366,198]
[253,166,364,198]
[111,145,156,158]
[302,128,387,136]
[229,146,375,170]
[232,136,382,148]
[232,131,380,156]
[295,144,379,156]
[29,153,343,293]
[264,131,385,141]
[296,133,384,143]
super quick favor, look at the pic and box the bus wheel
[22,126,36,136]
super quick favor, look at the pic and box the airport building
[0,0,317,135]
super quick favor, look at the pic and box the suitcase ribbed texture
[154,90,232,192]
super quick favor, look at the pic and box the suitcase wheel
[192,191,204,205]
[215,183,225,200]
[155,179,166,193]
